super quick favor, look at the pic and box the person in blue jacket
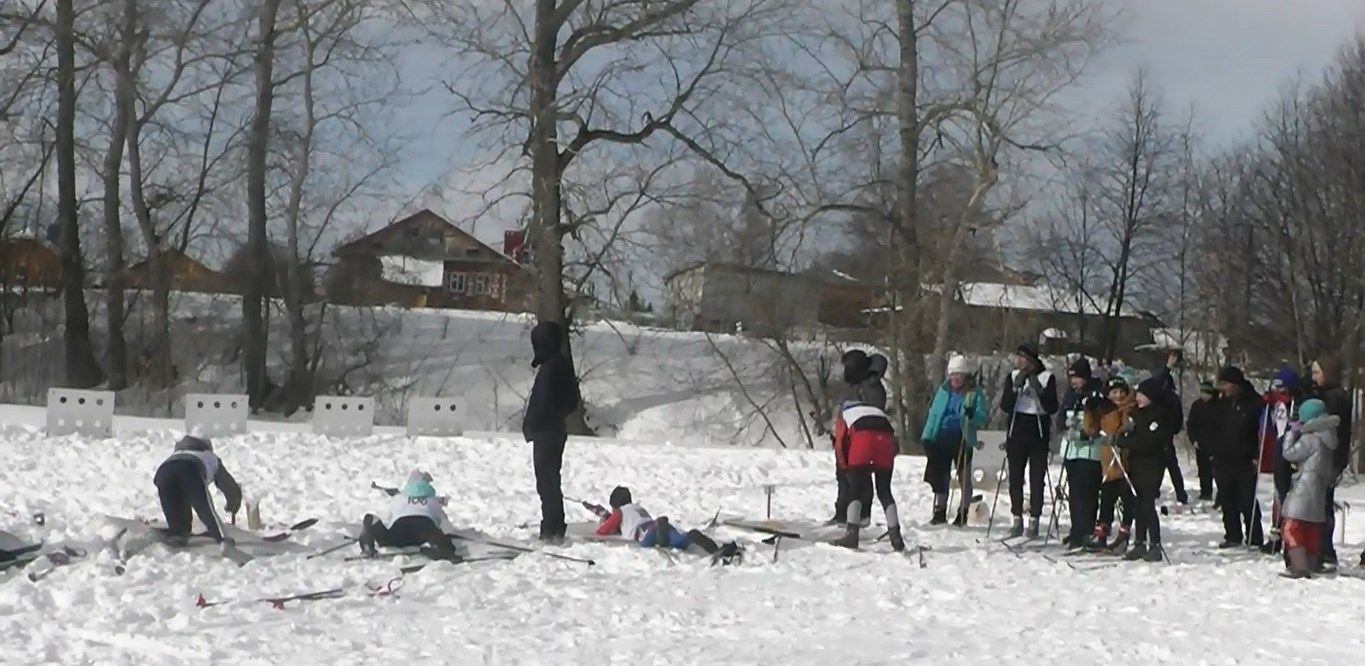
[921,355,990,526]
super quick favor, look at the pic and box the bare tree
[244,0,284,409]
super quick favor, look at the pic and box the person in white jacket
[359,471,457,560]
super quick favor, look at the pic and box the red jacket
[835,404,897,470]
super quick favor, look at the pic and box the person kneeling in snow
[154,432,243,548]
[359,471,459,561]
[1278,399,1339,579]
[831,402,905,551]
[589,486,733,560]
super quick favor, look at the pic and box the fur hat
[946,355,971,377]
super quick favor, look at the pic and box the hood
[174,435,213,453]
[868,353,888,379]
[1300,414,1342,441]
[530,321,564,368]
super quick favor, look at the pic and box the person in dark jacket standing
[1185,381,1221,502]
[522,321,581,543]
[1151,357,1189,504]
[1115,377,1180,562]
[1310,357,1352,569]
[1214,366,1265,548]
[154,432,243,550]
[999,344,1059,538]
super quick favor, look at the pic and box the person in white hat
[919,355,990,526]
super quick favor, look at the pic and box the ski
[25,547,88,582]
[0,542,44,561]
[197,588,345,610]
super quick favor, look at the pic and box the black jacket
[1000,369,1059,440]
[1058,378,1103,433]
[522,322,581,441]
[1314,383,1353,475]
[170,436,242,513]
[1185,397,1221,447]
[1118,403,1178,489]
[1214,385,1262,464]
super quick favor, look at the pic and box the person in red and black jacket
[830,402,905,552]
[1213,366,1265,548]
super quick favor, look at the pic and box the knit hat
[1106,377,1130,394]
[1298,399,1327,423]
[1016,344,1042,368]
[1067,357,1092,380]
[1137,377,1165,402]
[946,355,971,376]
[1217,366,1245,385]
[402,470,436,499]
[1199,380,1215,396]
[609,486,632,509]
[1272,366,1300,392]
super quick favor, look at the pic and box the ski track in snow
[3,423,1365,664]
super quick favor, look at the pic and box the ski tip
[291,518,320,531]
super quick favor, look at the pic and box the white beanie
[946,355,970,377]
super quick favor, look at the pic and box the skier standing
[1278,399,1340,578]
[1214,366,1265,548]
[522,321,582,544]
[153,433,245,561]
[920,355,990,526]
[1185,381,1221,502]
[1114,378,1180,562]
[1309,358,1351,570]
[828,350,883,527]
[1151,355,1189,505]
[359,471,458,561]
[1059,358,1104,549]
[831,401,905,551]
[1090,377,1137,552]
[998,344,1059,538]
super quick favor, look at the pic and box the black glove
[1013,373,1027,390]
[225,497,242,514]
[583,501,609,518]
[963,405,975,420]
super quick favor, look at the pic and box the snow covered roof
[1142,327,1228,361]
[943,282,1141,318]
[380,256,446,287]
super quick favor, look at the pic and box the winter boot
[1008,516,1024,538]
[1260,538,1282,555]
[831,523,861,550]
[164,535,191,549]
[1143,542,1164,563]
[931,507,948,526]
[1282,546,1313,579]
[1218,539,1242,549]
[951,507,968,528]
[1318,551,1339,573]
[1085,524,1110,552]
[713,541,743,566]
[1024,517,1040,540]
[887,526,906,553]
[824,515,846,527]
[1106,526,1130,555]
[688,530,721,555]
[652,517,672,548]
[1122,541,1149,561]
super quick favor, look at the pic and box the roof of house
[334,209,519,266]
[0,236,60,257]
[126,249,219,274]
[947,281,1151,319]
[663,261,801,283]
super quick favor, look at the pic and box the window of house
[448,272,467,294]
[472,274,490,295]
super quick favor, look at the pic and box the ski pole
[985,443,1010,540]
[447,533,595,566]
[1044,454,1068,546]
[371,482,400,497]
[307,537,359,560]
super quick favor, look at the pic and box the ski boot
[712,541,743,566]
[1106,526,1130,555]
[1143,543,1164,563]
[1260,539,1282,556]
[1122,541,1149,562]
[1007,517,1024,538]
[1318,551,1339,573]
[1085,524,1110,552]
[887,526,906,553]
[165,535,191,549]
[931,507,948,526]
[359,515,379,558]
[831,523,860,550]
[1217,539,1242,550]
[951,507,968,528]
[1024,517,1040,539]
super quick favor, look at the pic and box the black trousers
[1006,415,1048,518]
[833,469,873,523]
[533,433,568,538]
[923,437,962,497]
[365,515,448,549]
[846,465,896,524]
[1064,460,1102,544]
[1133,479,1162,545]
[1322,486,1338,560]
[1214,459,1263,545]
[1193,442,1215,500]
[1165,443,1189,503]
[1098,479,1134,530]
[154,458,223,541]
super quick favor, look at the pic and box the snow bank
[2,421,1364,663]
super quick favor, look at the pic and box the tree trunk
[244,0,283,410]
[930,174,996,384]
[56,0,103,388]
[893,0,926,443]
[101,46,131,390]
[283,18,317,415]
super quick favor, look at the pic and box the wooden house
[125,249,240,295]
[0,237,63,290]
[327,209,530,311]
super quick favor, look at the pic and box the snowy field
[4,410,1365,665]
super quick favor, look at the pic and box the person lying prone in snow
[588,486,725,555]
[359,470,459,561]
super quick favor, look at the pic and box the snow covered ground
[4,412,1365,664]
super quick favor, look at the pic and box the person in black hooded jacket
[1213,366,1264,548]
[522,321,581,543]
[1115,377,1181,562]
